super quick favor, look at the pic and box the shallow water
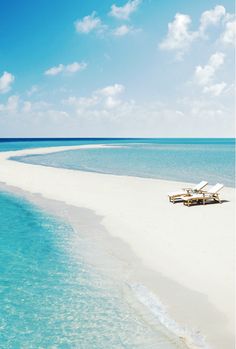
[12,139,235,187]
[0,191,187,349]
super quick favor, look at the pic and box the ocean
[0,190,188,349]
[7,138,235,187]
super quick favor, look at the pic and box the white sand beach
[0,145,235,349]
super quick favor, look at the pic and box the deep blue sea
[0,138,235,348]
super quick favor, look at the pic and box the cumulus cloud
[159,13,198,57]
[181,98,232,132]
[75,6,141,38]
[195,52,225,85]
[62,90,233,137]
[98,84,125,108]
[159,5,235,56]
[0,95,19,113]
[45,64,64,76]
[109,0,141,20]
[65,95,98,110]
[113,24,139,36]
[194,52,226,96]
[0,71,15,94]
[45,62,87,76]
[75,12,104,34]
[64,83,125,115]
[203,82,227,96]
[0,94,69,126]
[221,19,236,45]
[27,85,39,96]
[65,62,87,73]
[0,96,45,115]
[1,90,233,137]
[199,5,226,35]
[113,25,132,36]
[98,84,124,96]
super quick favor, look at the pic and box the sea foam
[131,283,211,349]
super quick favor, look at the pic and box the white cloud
[98,83,124,96]
[104,96,121,108]
[65,62,87,73]
[64,83,125,114]
[75,12,103,34]
[113,25,132,36]
[113,24,140,36]
[5,95,19,113]
[109,0,141,20]
[0,95,70,126]
[45,64,64,76]
[203,82,227,96]
[194,52,227,96]
[45,62,87,76]
[61,92,233,137]
[0,95,19,113]
[195,52,225,86]
[221,19,236,45]
[159,13,198,57]
[1,89,233,137]
[27,85,38,96]
[98,84,124,108]
[199,5,226,35]
[0,71,15,94]
[159,5,235,56]
[179,96,230,123]
[65,95,98,109]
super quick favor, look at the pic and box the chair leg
[217,195,221,204]
[214,194,221,203]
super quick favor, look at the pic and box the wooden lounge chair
[183,183,224,206]
[168,181,208,203]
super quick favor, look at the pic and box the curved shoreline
[0,145,235,349]
[8,143,235,188]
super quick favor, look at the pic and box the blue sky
[0,0,235,137]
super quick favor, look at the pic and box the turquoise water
[0,191,186,349]
[12,139,235,187]
[0,138,234,347]
[0,139,103,152]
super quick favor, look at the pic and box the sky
[0,0,235,137]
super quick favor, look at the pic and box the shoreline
[0,145,235,349]
[7,143,236,189]
[0,182,215,349]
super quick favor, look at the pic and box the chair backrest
[208,183,224,194]
[193,181,208,191]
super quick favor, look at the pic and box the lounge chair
[168,181,208,203]
[183,183,224,206]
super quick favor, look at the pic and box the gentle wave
[131,284,211,349]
